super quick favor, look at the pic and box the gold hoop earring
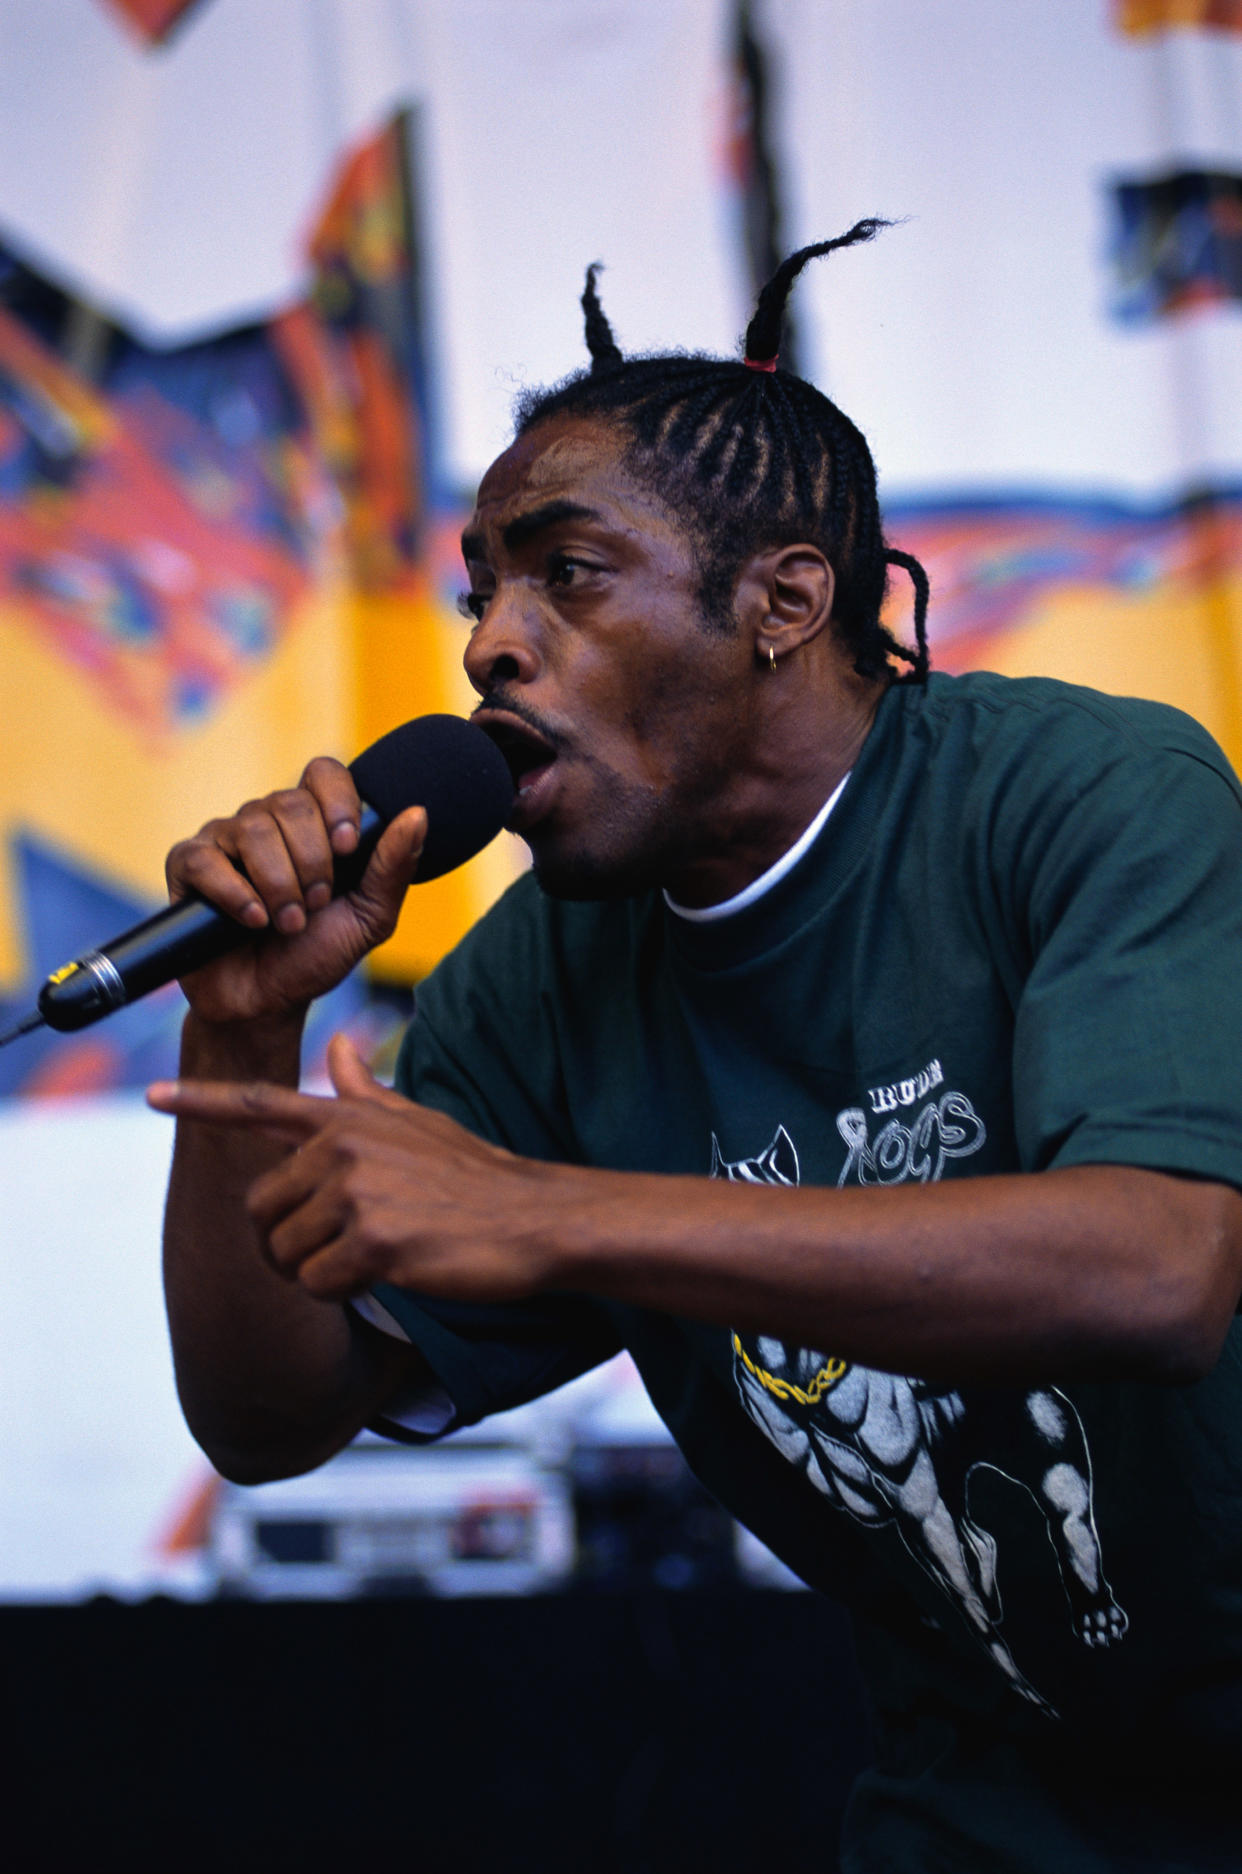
[768,644,777,673]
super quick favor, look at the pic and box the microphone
[3,715,514,1039]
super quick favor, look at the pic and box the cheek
[559,600,739,786]
[620,652,739,788]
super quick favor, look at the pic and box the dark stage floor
[2,1589,872,1873]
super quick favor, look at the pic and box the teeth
[492,725,553,781]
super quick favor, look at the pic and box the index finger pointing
[145,1078,332,1141]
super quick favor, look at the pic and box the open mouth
[475,713,559,794]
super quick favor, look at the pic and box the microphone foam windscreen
[349,714,515,882]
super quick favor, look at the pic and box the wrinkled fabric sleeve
[1009,738,1242,1192]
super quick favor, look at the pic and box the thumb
[348,805,427,943]
[326,1032,409,1109]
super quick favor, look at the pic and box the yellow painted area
[348,580,524,983]
[970,569,1242,773]
[0,578,521,996]
[0,587,351,992]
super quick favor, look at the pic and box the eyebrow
[460,499,603,563]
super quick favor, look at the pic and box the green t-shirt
[383,670,1242,1868]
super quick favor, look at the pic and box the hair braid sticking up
[582,262,623,372]
[744,217,893,365]
[515,225,932,685]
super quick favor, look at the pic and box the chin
[528,840,665,904]
[531,861,642,903]
[525,788,689,902]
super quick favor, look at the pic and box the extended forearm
[163,1013,384,1478]
[148,1070,1242,1386]
[552,1161,1242,1384]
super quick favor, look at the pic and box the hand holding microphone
[3,715,514,1041]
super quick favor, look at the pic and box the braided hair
[514,222,929,684]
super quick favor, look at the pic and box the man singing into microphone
[151,226,1242,1871]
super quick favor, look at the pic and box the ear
[734,545,835,667]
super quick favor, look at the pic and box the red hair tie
[743,355,778,373]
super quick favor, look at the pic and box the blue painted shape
[0,832,364,1099]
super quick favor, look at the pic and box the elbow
[1145,1313,1228,1387]
[181,1400,348,1487]
[1149,1291,1236,1386]
[1131,1191,1242,1385]
[205,1443,317,1488]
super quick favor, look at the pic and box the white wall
[0,0,742,484]
[0,1094,208,1598]
[765,0,1242,496]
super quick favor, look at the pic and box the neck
[665,668,886,910]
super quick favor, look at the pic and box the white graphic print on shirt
[716,1092,1129,1715]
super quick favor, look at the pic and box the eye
[456,589,488,623]
[547,551,590,589]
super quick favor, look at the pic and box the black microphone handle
[36,806,385,1033]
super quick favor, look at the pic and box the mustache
[472,689,564,753]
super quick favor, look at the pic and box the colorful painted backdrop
[1,0,1241,1598]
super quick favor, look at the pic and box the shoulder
[901,669,1242,807]
[866,672,1242,930]
[915,668,1236,770]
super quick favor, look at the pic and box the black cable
[0,1010,45,1049]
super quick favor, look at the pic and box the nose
[463,589,542,697]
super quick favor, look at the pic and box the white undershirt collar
[664,771,851,924]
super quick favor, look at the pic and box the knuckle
[234,799,277,831]
[302,755,351,790]
[301,1256,343,1298]
[175,841,219,881]
[164,838,196,886]
[339,1160,370,1203]
[169,843,244,906]
[197,814,238,841]
[266,1229,296,1269]
[331,1115,366,1158]
[350,1219,390,1273]
[271,787,317,821]
[243,1179,275,1222]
